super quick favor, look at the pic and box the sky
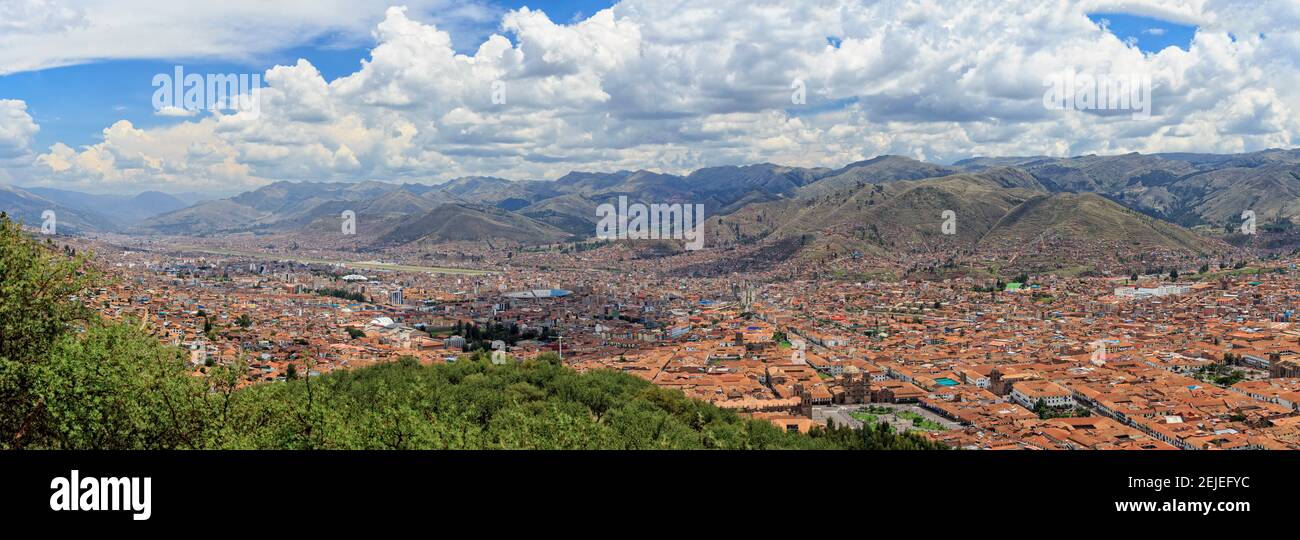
[0,0,1298,195]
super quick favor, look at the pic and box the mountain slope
[379,203,572,245]
[0,184,117,233]
[978,192,1217,254]
[979,151,1300,229]
[122,149,1300,254]
[706,167,1222,270]
[796,155,958,199]
[711,168,1044,248]
[518,193,600,235]
[18,187,187,228]
[136,199,268,235]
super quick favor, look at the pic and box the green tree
[35,320,213,449]
[0,213,98,448]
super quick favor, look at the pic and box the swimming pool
[934,377,959,386]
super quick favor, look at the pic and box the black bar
[0,450,1285,531]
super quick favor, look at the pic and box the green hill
[706,167,1222,268]
[978,192,1217,254]
[709,168,1044,255]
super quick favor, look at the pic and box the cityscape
[3,0,1300,459]
[26,198,1300,451]
[17,1,1300,529]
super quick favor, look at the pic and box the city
[2,0,1296,528]
[43,224,1300,451]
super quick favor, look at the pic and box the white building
[1010,380,1076,409]
[1114,284,1190,299]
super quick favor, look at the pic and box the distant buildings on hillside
[1114,284,1190,298]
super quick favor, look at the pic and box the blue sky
[0,1,615,152]
[1087,12,1198,54]
[0,1,1291,195]
[3,44,386,151]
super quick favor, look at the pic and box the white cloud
[154,106,198,117]
[0,0,502,75]
[0,100,39,168]
[7,0,1300,192]
[0,0,88,34]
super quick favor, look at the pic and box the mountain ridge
[5,149,1296,266]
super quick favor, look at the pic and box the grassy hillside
[707,168,1221,270]
[710,168,1042,252]
[380,203,572,245]
[979,192,1216,253]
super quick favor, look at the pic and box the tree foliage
[1,213,98,448]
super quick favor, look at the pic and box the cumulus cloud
[6,0,1300,192]
[0,99,39,185]
[0,100,38,160]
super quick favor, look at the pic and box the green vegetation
[221,357,945,449]
[850,411,878,424]
[1,213,98,448]
[895,410,947,431]
[1196,362,1247,387]
[1031,399,1092,420]
[456,320,551,352]
[0,214,943,450]
[850,406,948,433]
[771,331,788,344]
[315,287,367,303]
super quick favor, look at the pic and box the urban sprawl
[60,234,1300,451]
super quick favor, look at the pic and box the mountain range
[0,185,196,233]
[4,149,1298,263]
